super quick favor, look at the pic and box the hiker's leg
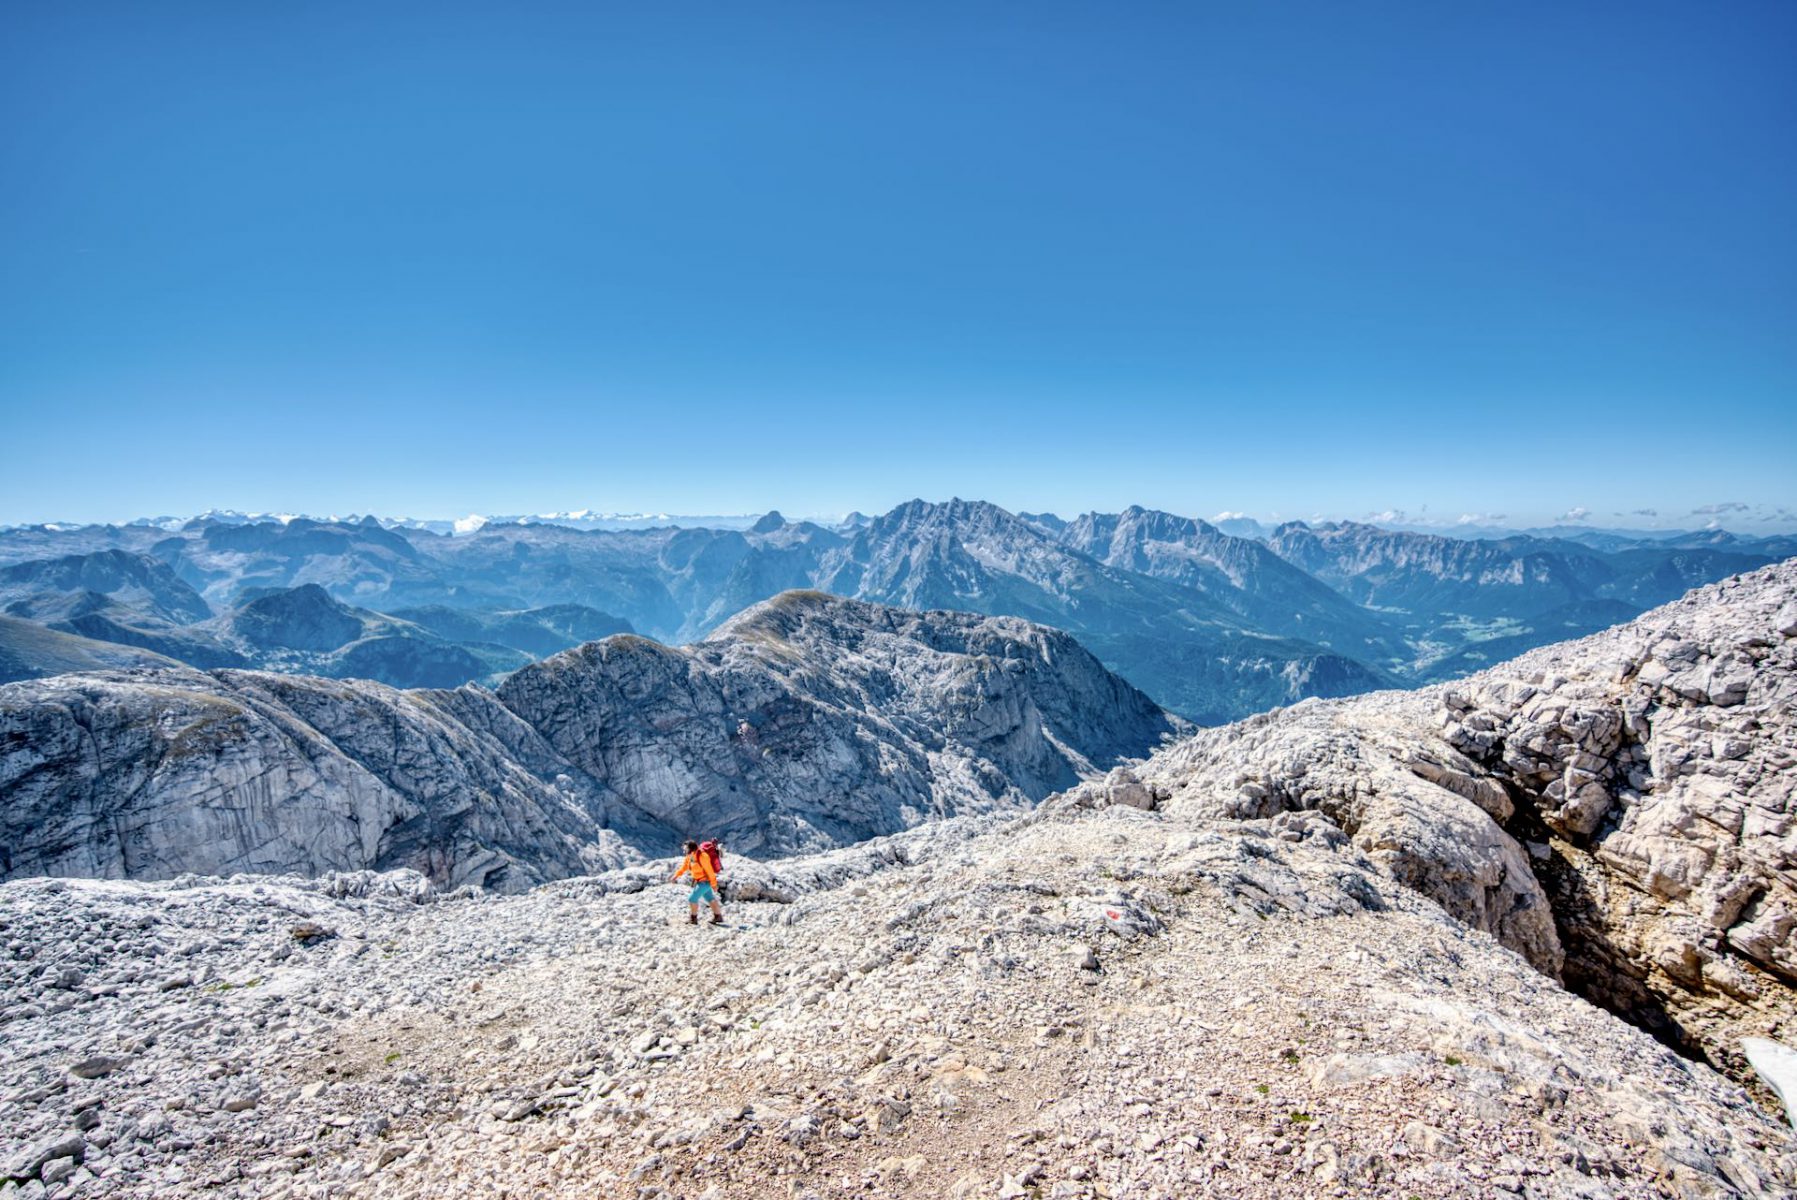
[710,899,724,918]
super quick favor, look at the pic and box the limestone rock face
[0,668,630,891]
[497,592,1188,855]
[1130,559,1797,1079]
[1133,694,1566,977]
[1438,563,1797,1077]
[0,593,1181,889]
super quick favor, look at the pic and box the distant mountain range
[0,500,1789,722]
[100,509,780,536]
[0,552,633,689]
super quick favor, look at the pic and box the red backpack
[699,840,723,876]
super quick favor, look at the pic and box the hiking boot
[710,915,726,925]
[687,913,698,925]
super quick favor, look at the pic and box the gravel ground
[4,799,1792,1200]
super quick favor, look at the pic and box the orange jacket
[674,852,718,887]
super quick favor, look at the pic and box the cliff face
[498,593,1186,855]
[0,593,1182,888]
[1114,559,1797,1081]
[0,668,635,891]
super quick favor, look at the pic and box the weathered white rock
[1131,559,1797,1083]
[1744,1037,1797,1131]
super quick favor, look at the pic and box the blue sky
[3,1,1793,531]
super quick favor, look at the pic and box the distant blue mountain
[0,500,1785,722]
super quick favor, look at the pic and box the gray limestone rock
[1131,559,1797,1082]
[499,592,1185,856]
[1,593,1180,890]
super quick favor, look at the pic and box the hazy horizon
[6,496,1794,538]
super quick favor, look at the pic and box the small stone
[1400,1121,1459,1158]
[863,1093,913,1134]
[501,1097,540,1122]
[69,1056,127,1080]
[5,1133,83,1181]
[40,1156,78,1185]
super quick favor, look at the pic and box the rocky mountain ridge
[0,593,1181,891]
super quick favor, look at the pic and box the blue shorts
[689,882,716,904]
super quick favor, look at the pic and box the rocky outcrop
[1118,696,1565,976]
[1435,564,1797,1079]
[0,667,635,891]
[1127,559,1797,1082]
[0,594,1181,890]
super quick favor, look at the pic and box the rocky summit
[0,593,1181,890]
[0,561,1794,1198]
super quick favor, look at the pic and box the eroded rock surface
[1124,559,1797,1082]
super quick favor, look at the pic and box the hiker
[672,839,726,925]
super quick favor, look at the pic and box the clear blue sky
[3,1,1793,530]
